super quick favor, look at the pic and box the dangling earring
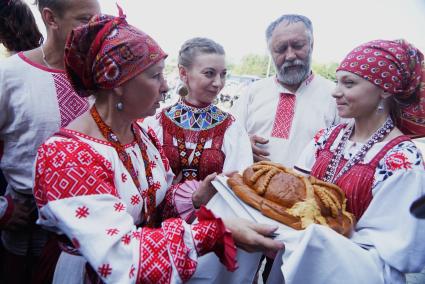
[178,85,188,97]
[376,99,384,113]
[116,101,124,111]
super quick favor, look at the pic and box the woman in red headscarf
[33,10,283,284]
[267,40,425,283]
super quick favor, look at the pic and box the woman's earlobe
[114,86,125,97]
[178,65,188,83]
[381,91,392,99]
[42,8,58,29]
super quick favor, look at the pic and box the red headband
[65,7,167,97]
[337,39,425,137]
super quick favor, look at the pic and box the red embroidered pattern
[53,73,89,128]
[162,218,197,282]
[106,228,119,236]
[121,173,127,182]
[177,133,207,181]
[91,106,159,227]
[34,139,116,207]
[147,127,170,172]
[132,231,141,240]
[385,152,413,170]
[149,160,157,169]
[138,228,172,283]
[75,206,90,219]
[129,265,136,279]
[192,220,219,255]
[271,93,296,139]
[113,202,125,212]
[160,184,179,220]
[121,234,132,245]
[130,195,141,205]
[314,129,325,143]
[98,263,113,279]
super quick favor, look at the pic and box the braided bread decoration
[227,161,355,237]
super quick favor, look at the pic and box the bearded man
[232,14,340,168]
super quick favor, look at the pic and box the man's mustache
[281,60,306,70]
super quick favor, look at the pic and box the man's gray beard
[276,54,312,86]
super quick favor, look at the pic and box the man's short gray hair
[265,14,313,44]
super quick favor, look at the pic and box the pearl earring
[116,101,124,111]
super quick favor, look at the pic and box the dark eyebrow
[202,68,216,72]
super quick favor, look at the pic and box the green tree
[311,61,338,81]
[232,53,338,81]
[232,54,274,77]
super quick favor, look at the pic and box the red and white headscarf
[337,39,425,137]
[65,6,167,97]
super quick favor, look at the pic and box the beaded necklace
[323,117,394,183]
[173,99,218,181]
[177,132,208,181]
[90,105,157,226]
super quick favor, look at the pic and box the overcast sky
[25,0,425,64]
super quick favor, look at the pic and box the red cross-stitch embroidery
[129,265,136,279]
[121,234,132,245]
[271,93,296,139]
[98,263,112,278]
[149,160,157,169]
[151,181,161,191]
[53,73,89,128]
[162,219,197,281]
[130,195,141,205]
[33,139,116,207]
[138,228,172,283]
[132,231,141,240]
[75,206,89,219]
[114,202,125,212]
[106,228,119,236]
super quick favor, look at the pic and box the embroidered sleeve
[313,126,336,150]
[35,139,236,283]
[138,207,237,283]
[34,139,117,208]
[160,180,200,223]
[373,141,425,189]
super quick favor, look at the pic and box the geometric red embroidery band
[271,93,296,139]
[53,73,89,128]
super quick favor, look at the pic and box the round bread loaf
[228,161,355,237]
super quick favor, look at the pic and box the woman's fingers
[224,218,284,253]
[203,172,217,183]
[249,222,278,236]
[223,171,238,177]
[253,153,271,162]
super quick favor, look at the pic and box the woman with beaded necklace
[144,37,253,185]
[267,39,425,283]
[144,38,261,283]
[33,11,283,284]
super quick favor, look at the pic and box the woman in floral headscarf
[267,39,425,284]
[33,9,283,284]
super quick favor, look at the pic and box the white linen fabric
[34,126,232,284]
[267,126,425,284]
[231,74,338,167]
[0,52,89,255]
